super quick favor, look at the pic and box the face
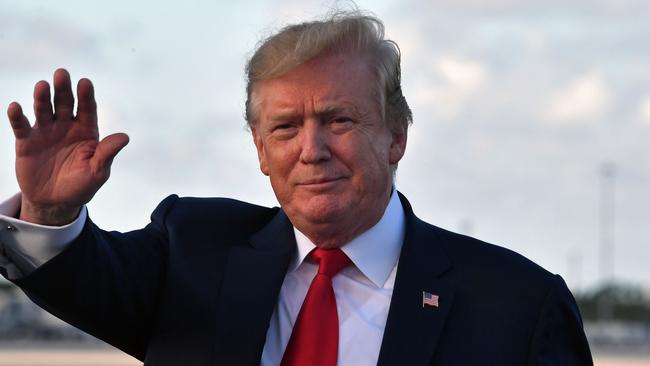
[251,53,407,247]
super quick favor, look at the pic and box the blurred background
[0,0,648,364]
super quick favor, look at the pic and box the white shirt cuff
[0,192,87,279]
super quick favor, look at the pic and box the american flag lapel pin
[422,291,439,308]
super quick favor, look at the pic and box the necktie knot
[311,248,351,278]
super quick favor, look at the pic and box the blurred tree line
[575,283,650,323]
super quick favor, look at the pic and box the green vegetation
[575,283,650,323]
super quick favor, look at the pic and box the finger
[53,68,75,121]
[7,102,32,139]
[76,78,97,125]
[93,133,130,173]
[33,80,54,125]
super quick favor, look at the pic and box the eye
[270,122,298,139]
[270,120,298,131]
[328,116,354,133]
[275,123,295,130]
[332,116,353,124]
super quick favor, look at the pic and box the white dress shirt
[0,190,405,365]
[261,190,405,365]
[0,193,87,279]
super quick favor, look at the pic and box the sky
[0,0,648,292]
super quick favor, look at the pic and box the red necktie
[280,248,351,366]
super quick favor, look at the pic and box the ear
[388,127,407,165]
[252,127,270,176]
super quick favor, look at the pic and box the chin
[303,206,344,224]
[299,197,350,224]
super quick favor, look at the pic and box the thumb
[94,133,130,171]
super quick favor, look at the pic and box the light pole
[597,161,616,320]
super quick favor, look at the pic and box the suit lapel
[213,209,295,365]
[377,193,456,366]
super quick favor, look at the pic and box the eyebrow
[316,104,350,117]
[268,110,301,122]
[267,102,362,122]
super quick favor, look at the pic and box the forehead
[254,53,379,114]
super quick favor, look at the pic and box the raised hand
[7,68,129,225]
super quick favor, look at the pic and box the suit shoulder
[425,221,555,283]
[400,193,552,283]
[175,195,274,215]
[151,194,278,235]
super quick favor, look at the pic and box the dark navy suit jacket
[11,193,593,365]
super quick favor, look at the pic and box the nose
[299,122,331,164]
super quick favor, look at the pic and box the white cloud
[639,96,650,124]
[546,70,610,122]
[410,0,650,17]
[523,28,549,51]
[0,7,100,72]
[437,56,487,92]
[411,55,488,119]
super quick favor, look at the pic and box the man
[0,11,592,366]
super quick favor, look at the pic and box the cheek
[265,142,300,184]
[362,144,394,184]
[363,139,392,168]
[264,142,291,168]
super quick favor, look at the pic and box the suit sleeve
[528,275,594,366]
[9,194,179,361]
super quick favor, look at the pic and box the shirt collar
[290,189,405,288]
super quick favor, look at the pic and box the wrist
[19,199,81,226]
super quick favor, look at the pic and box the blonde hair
[244,10,412,134]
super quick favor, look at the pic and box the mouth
[297,177,346,190]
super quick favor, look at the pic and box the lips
[299,177,344,185]
[296,176,347,191]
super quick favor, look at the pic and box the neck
[294,188,394,249]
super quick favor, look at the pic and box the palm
[7,69,129,224]
[17,119,101,206]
